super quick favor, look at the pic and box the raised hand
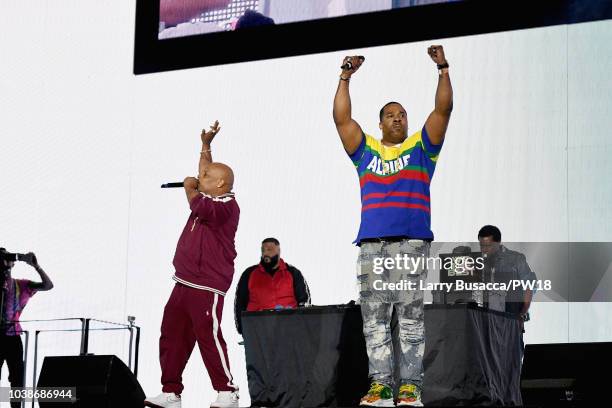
[201,120,221,145]
[340,55,365,78]
[24,252,38,267]
[427,45,447,65]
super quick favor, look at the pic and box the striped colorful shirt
[348,126,443,244]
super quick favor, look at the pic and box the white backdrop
[1,1,611,407]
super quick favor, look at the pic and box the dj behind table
[242,292,523,407]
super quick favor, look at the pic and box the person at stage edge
[333,47,453,407]
[145,121,240,408]
[234,237,311,335]
[477,225,536,354]
[1,248,54,408]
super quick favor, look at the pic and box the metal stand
[79,318,90,355]
[31,330,40,408]
[21,317,141,408]
[21,330,29,408]
[128,316,135,370]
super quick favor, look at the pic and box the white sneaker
[144,392,181,408]
[210,390,239,407]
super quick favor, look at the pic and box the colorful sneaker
[144,392,181,408]
[359,382,395,407]
[396,383,423,406]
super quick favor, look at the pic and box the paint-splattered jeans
[357,239,430,389]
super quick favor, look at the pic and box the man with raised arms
[333,47,453,406]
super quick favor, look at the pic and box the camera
[0,251,33,264]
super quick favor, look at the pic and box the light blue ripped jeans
[357,239,430,389]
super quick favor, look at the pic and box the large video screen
[158,0,458,39]
[135,0,612,74]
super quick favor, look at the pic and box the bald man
[146,121,240,408]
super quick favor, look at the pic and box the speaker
[37,355,145,408]
[521,342,612,407]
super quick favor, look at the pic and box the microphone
[161,182,184,188]
[341,56,365,70]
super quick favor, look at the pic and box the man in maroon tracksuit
[146,121,240,408]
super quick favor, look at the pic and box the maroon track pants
[159,283,236,394]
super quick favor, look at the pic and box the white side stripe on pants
[211,293,236,389]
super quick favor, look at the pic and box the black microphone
[341,56,365,70]
[161,182,184,188]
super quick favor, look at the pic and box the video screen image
[158,0,459,39]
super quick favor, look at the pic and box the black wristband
[437,62,449,69]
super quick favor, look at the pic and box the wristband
[437,62,449,69]
[339,76,350,81]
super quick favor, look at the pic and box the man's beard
[260,255,279,272]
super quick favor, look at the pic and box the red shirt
[234,259,311,334]
[246,259,298,312]
[172,192,239,295]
